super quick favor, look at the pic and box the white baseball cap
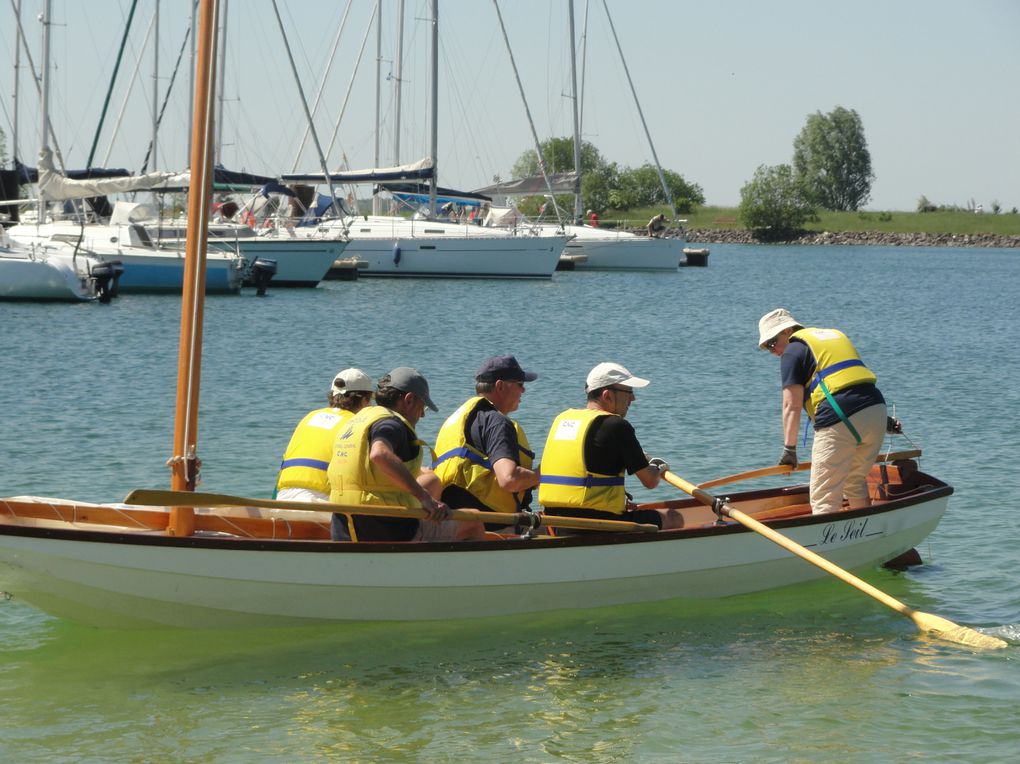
[585,362,650,393]
[330,368,375,396]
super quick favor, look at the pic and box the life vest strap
[540,475,625,487]
[279,457,330,471]
[807,359,865,393]
[432,446,492,470]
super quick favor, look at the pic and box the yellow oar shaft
[696,449,922,490]
[661,471,1006,650]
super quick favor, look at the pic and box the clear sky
[3,0,1018,211]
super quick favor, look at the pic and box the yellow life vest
[537,408,626,513]
[275,407,354,494]
[432,396,535,512]
[327,406,424,509]
[792,328,878,419]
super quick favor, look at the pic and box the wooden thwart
[124,489,659,534]
[696,449,922,490]
[661,470,1007,650]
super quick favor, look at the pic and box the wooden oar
[696,449,923,490]
[661,471,1007,650]
[123,489,659,534]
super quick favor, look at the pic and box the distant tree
[511,137,614,217]
[792,107,874,211]
[738,164,815,237]
[612,164,705,213]
[509,138,703,217]
[0,127,7,167]
[916,195,937,213]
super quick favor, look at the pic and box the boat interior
[0,460,936,544]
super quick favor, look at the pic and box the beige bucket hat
[757,308,802,349]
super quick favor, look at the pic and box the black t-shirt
[584,415,649,476]
[781,339,885,429]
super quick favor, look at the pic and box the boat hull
[0,249,96,300]
[211,236,344,288]
[562,234,684,270]
[305,218,565,279]
[0,483,950,629]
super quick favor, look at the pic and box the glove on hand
[647,457,670,475]
[779,446,798,467]
[886,416,903,434]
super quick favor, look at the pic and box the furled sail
[36,148,185,201]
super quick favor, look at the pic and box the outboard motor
[91,260,124,303]
[249,257,277,296]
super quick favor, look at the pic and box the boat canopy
[472,171,579,197]
[385,183,492,209]
[281,157,434,185]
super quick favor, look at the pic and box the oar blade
[911,611,1008,650]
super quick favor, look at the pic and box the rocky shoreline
[661,228,1020,248]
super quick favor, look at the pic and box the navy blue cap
[475,355,538,383]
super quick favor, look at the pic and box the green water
[2,244,1018,762]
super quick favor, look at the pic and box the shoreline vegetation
[608,206,1020,248]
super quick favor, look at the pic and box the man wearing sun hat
[328,367,450,541]
[275,368,375,502]
[758,308,893,515]
[537,362,683,531]
[433,356,542,526]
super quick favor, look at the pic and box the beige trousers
[809,403,887,515]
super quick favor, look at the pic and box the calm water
[2,243,1019,762]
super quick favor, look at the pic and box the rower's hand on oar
[421,495,451,522]
[779,445,798,466]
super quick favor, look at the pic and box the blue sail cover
[385,183,492,209]
[281,158,435,184]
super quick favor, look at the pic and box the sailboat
[476,0,687,271]
[0,2,998,654]
[272,1,567,280]
[0,223,119,301]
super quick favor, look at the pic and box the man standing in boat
[647,213,667,238]
[327,367,450,541]
[538,363,683,531]
[758,308,895,515]
[275,368,375,502]
[432,355,541,530]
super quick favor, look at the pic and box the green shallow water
[2,244,1019,762]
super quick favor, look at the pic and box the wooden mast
[168,0,218,536]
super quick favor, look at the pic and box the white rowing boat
[0,461,948,628]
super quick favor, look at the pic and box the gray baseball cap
[383,367,438,412]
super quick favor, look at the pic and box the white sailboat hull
[0,488,949,629]
[0,245,97,300]
[305,217,565,279]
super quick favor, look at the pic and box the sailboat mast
[392,0,405,168]
[600,0,676,219]
[428,0,438,217]
[567,0,583,223]
[37,0,52,222]
[168,0,219,536]
[12,0,21,171]
[372,0,382,215]
[152,0,160,172]
[215,0,228,164]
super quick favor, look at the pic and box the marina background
[2,243,1018,761]
[2,1,1018,213]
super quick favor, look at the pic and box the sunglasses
[608,386,635,397]
[765,336,781,350]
